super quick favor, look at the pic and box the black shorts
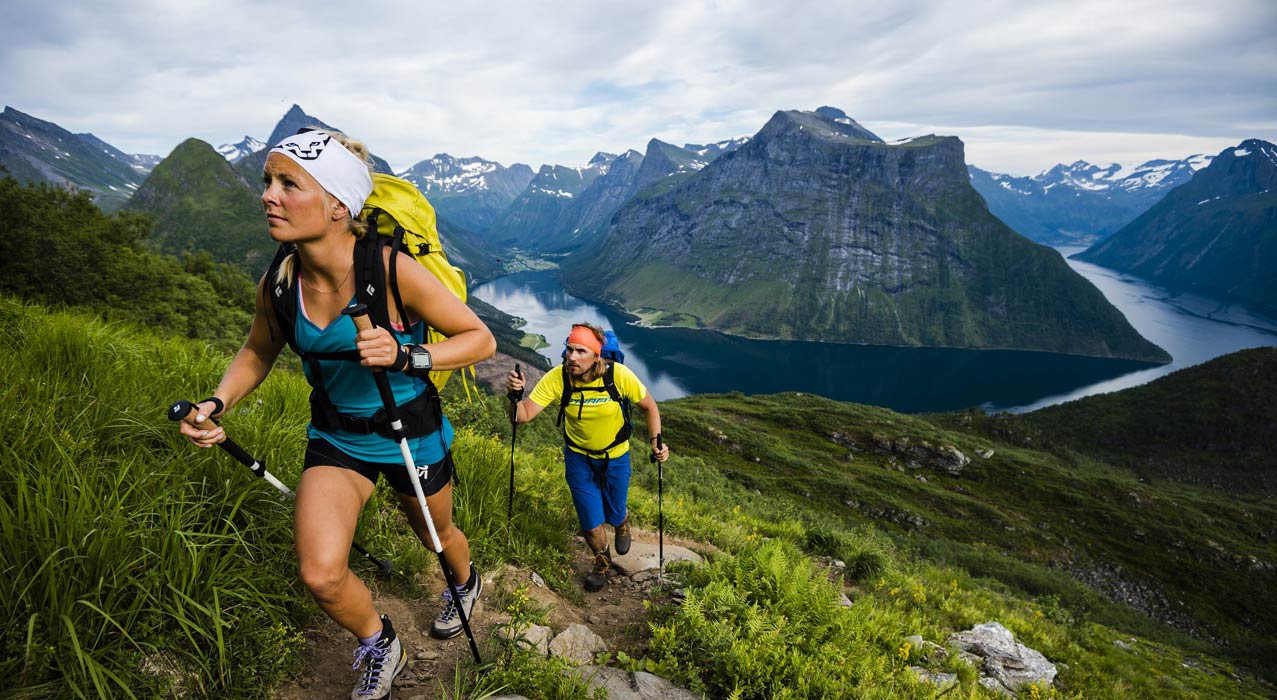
[303,438,454,497]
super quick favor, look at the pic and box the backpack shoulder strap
[265,243,300,354]
[352,233,393,331]
[601,362,624,405]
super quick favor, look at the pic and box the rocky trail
[271,527,705,700]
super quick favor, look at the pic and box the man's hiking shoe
[351,615,407,699]
[614,520,632,556]
[431,565,481,639]
[584,548,611,592]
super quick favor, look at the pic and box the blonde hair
[273,128,373,287]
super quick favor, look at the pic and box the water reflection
[474,263,1273,413]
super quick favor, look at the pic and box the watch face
[410,347,431,370]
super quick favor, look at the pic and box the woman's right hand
[178,399,227,449]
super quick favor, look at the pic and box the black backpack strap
[265,243,300,354]
[558,362,633,456]
[354,231,392,331]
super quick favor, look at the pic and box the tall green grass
[3,295,1272,699]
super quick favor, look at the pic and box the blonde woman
[178,130,494,699]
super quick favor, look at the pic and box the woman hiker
[505,323,670,592]
[176,129,495,699]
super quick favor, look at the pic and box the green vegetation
[124,138,275,278]
[3,293,1272,698]
[0,175,255,350]
[985,347,1277,494]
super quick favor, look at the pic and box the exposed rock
[868,434,970,475]
[498,623,552,657]
[570,665,701,700]
[947,622,1057,694]
[549,623,609,664]
[910,666,959,689]
[610,539,702,578]
[976,448,995,459]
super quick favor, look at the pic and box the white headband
[269,131,373,216]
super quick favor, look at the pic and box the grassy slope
[991,347,1277,493]
[1,295,1271,699]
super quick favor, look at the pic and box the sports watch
[407,344,432,375]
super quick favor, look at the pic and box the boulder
[549,623,609,664]
[948,622,1057,693]
[570,665,701,700]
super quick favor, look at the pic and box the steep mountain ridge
[0,106,154,212]
[1073,139,1277,313]
[484,153,616,248]
[562,107,1168,362]
[234,104,393,181]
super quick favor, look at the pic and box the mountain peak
[762,108,884,144]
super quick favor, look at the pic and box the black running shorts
[303,437,454,497]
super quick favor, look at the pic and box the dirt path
[271,528,697,700]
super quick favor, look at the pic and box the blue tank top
[294,290,453,465]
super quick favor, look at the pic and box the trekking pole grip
[168,398,256,468]
[507,363,524,403]
[650,433,663,463]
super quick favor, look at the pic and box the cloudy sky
[2,0,1273,176]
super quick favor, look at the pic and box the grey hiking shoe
[584,548,611,592]
[431,565,481,639]
[614,519,632,556]
[351,615,407,699]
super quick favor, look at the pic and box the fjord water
[473,251,1277,413]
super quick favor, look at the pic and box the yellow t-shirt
[529,362,647,459]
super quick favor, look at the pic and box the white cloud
[1,0,1273,175]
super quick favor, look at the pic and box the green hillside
[2,293,1273,698]
[125,138,276,278]
[989,347,1277,493]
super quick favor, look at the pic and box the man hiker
[505,323,670,592]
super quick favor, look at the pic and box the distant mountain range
[7,101,1267,359]
[562,107,1169,362]
[1072,139,1277,313]
[400,154,535,234]
[217,136,266,163]
[0,106,157,212]
[969,155,1212,246]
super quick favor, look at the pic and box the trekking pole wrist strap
[200,396,225,419]
[390,344,409,373]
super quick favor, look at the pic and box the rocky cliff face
[562,108,1168,362]
[1073,139,1277,314]
[484,154,615,248]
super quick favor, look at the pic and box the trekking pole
[341,304,485,667]
[650,433,664,582]
[506,364,523,526]
[167,399,395,577]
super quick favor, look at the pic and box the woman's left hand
[355,326,404,370]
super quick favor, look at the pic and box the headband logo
[279,135,331,160]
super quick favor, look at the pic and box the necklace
[300,264,353,294]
